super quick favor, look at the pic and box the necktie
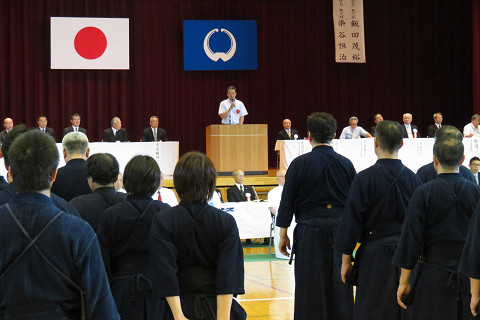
[75,127,78,132]
[154,128,157,142]
[42,129,45,132]
[157,190,162,201]
[352,129,356,139]
[288,130,291,138]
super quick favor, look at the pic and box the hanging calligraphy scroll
[332,0,366,63]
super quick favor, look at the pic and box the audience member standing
[0,130,119,319]
[394,134,480,319]
[416,126,476,183]
[70,153,127,231]
[51,132,92,201]
[142,116,167,142]
[336,120,421,320]
[277,112,356,320]
[0,125,80,215]
[97,155,170,320]
[150,152,246,320]
[63,113,87,137]
[459,193,480,317]
[401,113,420,138]
[103,117,128,142]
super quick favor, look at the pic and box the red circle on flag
[74,27,107,60]
[236,109,240,114]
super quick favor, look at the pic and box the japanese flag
[51,17,129,70]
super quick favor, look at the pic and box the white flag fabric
[51,17,129,70]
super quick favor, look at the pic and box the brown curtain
[0,0,473,167]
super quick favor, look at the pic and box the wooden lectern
[206,124,268,175]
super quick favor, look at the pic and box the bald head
[3,118,13,131]
[282,119,292,130]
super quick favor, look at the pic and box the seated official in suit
[277,119,299,140]
[36,115,55,141]
[427,112,443,137]
[141,115,167,142]
[226,169,256,202]
[70,153,127,232]
[370,113,383,136]
[0,117,13,147]
[103,116,128,142]
[63,113,87,137]
[401,113,420,138]
[51,132,92,201]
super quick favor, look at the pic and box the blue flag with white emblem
[183,20,258,71]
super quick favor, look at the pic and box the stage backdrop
[0,0,473,168]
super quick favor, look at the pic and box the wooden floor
[239,247,295,319]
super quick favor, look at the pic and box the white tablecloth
[0,141,179,178]
[275,138,480,173]
[217,202,272,239]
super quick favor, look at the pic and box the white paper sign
[332,0,366,63]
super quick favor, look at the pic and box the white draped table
[275,138,480,173]
[0,141,180,178]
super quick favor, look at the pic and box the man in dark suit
[70,153,126,231]
[103,117,128,142]
[427,112,443,137]
[401,113,420,138]
[63,113,87,137]
[370,113,383,136]
[226,169,256,202]
[277,119,299,140]
[51,131,92,201]
[0,117,13,147]
[36,115,55,141]
[141,116,167,142]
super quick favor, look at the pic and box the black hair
[307,112,337,143]
[174,151,216,203]
[9,130,59,192]
[375,120,403,153]
[123,155,160,196]
[86,153,120,185]
[433,137,464,168]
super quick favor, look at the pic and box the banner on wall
[332,0,366,63]
[51,17,129,70]
[183,20,258,71]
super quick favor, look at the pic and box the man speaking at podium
[218,85,248,125]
